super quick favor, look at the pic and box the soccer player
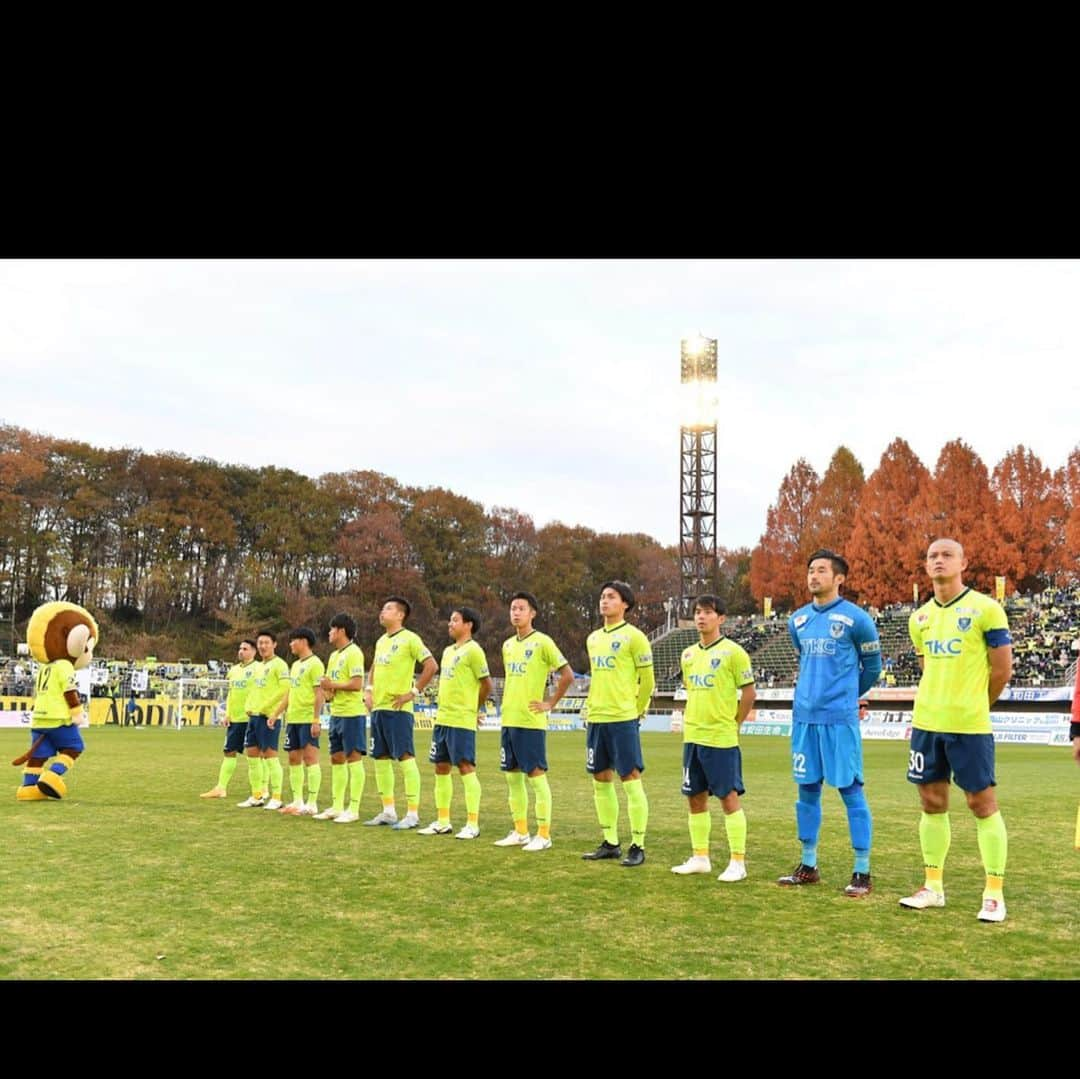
[237,630,290,809]
[270,627,326,816]
[417,607,493,839]
[779,549,882,896]
[900,538,1013,923]
[581,581,655,868]
[315,613,367,823]
[1071,655,1080,767]
[363,596,438,829]
[671,596,756,881]
[493,591,574,852]
[200,638,258,799]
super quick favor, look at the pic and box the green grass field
[2,727,1077,980]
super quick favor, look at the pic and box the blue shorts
[246,715,281,752]
[500,727,548,773]
[907,729,996,792]
[682,743,744,798]
[586,719,645,777]
[222,722,247,754]
[284,723,320,752]
[429,724,476,766]
[29,725,85,758]
[791,721,863,788]
[329,715,367,756]
[370,709,416,760]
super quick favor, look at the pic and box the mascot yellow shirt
[32,659,78,727]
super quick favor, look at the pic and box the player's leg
[899,730,951,909]
[672,744,712,874]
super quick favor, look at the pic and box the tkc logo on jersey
[688,673,715,688]
[592,654,617,670]
[507,662,528,676]
[925,638,962,655]
[802,638,837,656]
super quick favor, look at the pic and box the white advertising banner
[0,710,89,729]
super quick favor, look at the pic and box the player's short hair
[454,606,482,635]
[240,638,258,651]
[256,629,277,643]
[289,626,316,647]
[807,549,849,577]
[511,591,539,613]
[693,595,726,615]
[600,580,635,610]
[329,612,356,639]
[383,595,411,620]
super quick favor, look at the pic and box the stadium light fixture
[680,333,719,429]
[678,335,718,623]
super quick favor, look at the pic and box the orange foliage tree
[925,440,1008,595]
[803,446,866,560]
[846,438,933,606]
[750,459,820,611]
[991,445,1065,593]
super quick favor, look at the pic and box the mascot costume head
[15,602,99,800]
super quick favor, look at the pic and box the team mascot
[14,601,99,800]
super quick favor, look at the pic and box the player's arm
[987,643,1012,706]
[635,662,656,718]
[735,680,756,727]
[477,676,494,710]
[533,663,574,713]
[909,614,924,674]
[1072,662,1080,764]
[855,618,883,697]
[414,655,438,693]
[268,686,288,727]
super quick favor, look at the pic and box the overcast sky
[2,259,1077,551]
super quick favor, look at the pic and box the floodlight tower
[679,334,718,624]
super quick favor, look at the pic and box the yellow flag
[913,582,919,604]
[763,597,772,619]
[995,576,1006,601]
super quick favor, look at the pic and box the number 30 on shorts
[908,750,924,776]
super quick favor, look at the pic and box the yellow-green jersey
[327,642,366,717]
[435,639,490,730]
[371,629,433,714]
[909,588,1012,734]
[225,661,257,722]
[501,630,570,730]
[285,654,325,724]
[32,659,78,728]
[680,637,755,748]
[585,622,654,723]
[246,655,290,716]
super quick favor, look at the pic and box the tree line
[751,439,1080,610]
[0,423,754,670]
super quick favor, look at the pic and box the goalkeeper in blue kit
[779,549,882,896]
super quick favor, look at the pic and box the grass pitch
[1,727,1077,980]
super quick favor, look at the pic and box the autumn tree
[1060,446,1080,582]
[925,440,1004,595]
[749,459,820,611]
[990,445,1064,593]
[846,438,932,606]
[802,446,865,561]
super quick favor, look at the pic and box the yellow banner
[995,575,1006,601]
[763,597,772,619]
[0,696,222,727]
[913,582,919,604]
